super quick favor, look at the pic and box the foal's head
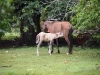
[55,32,63,38]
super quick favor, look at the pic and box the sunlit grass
[1,28,20,40]
[0,46,100,75]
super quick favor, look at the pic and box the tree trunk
[19,14,41,46]
[19,19,28,45]
[33,14,41,33]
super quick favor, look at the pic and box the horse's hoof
[67,53,72,55]
[37,54,39,56]
[58,51,60,53]
[51,51,53,54]
[67,53,69,55]
[50,54,52,55]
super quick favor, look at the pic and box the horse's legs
[65,36,73,54]
[51,39,60,54]
[56,39,60,53]
[65,29,73,54]
[68,34,73,54]
[64,27,73,55]
[64,37,71,54]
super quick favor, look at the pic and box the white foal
[36,32,63,56]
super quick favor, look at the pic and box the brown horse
[41,20,73,54]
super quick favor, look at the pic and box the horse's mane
[51,20,58,24]
[45,19,58,24]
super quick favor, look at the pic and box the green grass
[1,28,20,40]
[0,46,100,75]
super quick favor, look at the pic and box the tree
[14,0,77,44]
[13,0,78,45]
[13,0,45,45]
[0,0,14,40]
[41,0,78,21]
[71,0,100,44]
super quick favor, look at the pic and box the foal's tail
[36,35,40,44]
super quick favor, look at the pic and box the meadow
[0,46,100,75]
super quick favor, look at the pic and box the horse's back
[51,21,72,33]
[60,21,72,29]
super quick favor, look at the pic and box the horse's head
[41,22,48,32]
[41,21,52,32]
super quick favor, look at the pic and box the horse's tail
[68,27,74,54]
[68,27,73,44]
[69,27,74,35]
[36,35,40,44]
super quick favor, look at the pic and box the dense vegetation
[0,0,100,46]
[71,0,100,44]
[0,0,14,39]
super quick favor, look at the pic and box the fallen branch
[0,65,12,67]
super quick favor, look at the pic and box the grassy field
[0,46,100,75]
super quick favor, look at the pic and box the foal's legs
[37,41,42,56]
[48,41,53,54]
[48,44,52,55]
[48,40,53,55]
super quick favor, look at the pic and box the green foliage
[71,0,100,31]
[13,0,44,30]
[1,28,20,40]
[13,0,78,33]
[71,0,100,43]
[41,0,78,21]
[0,0,15,39]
